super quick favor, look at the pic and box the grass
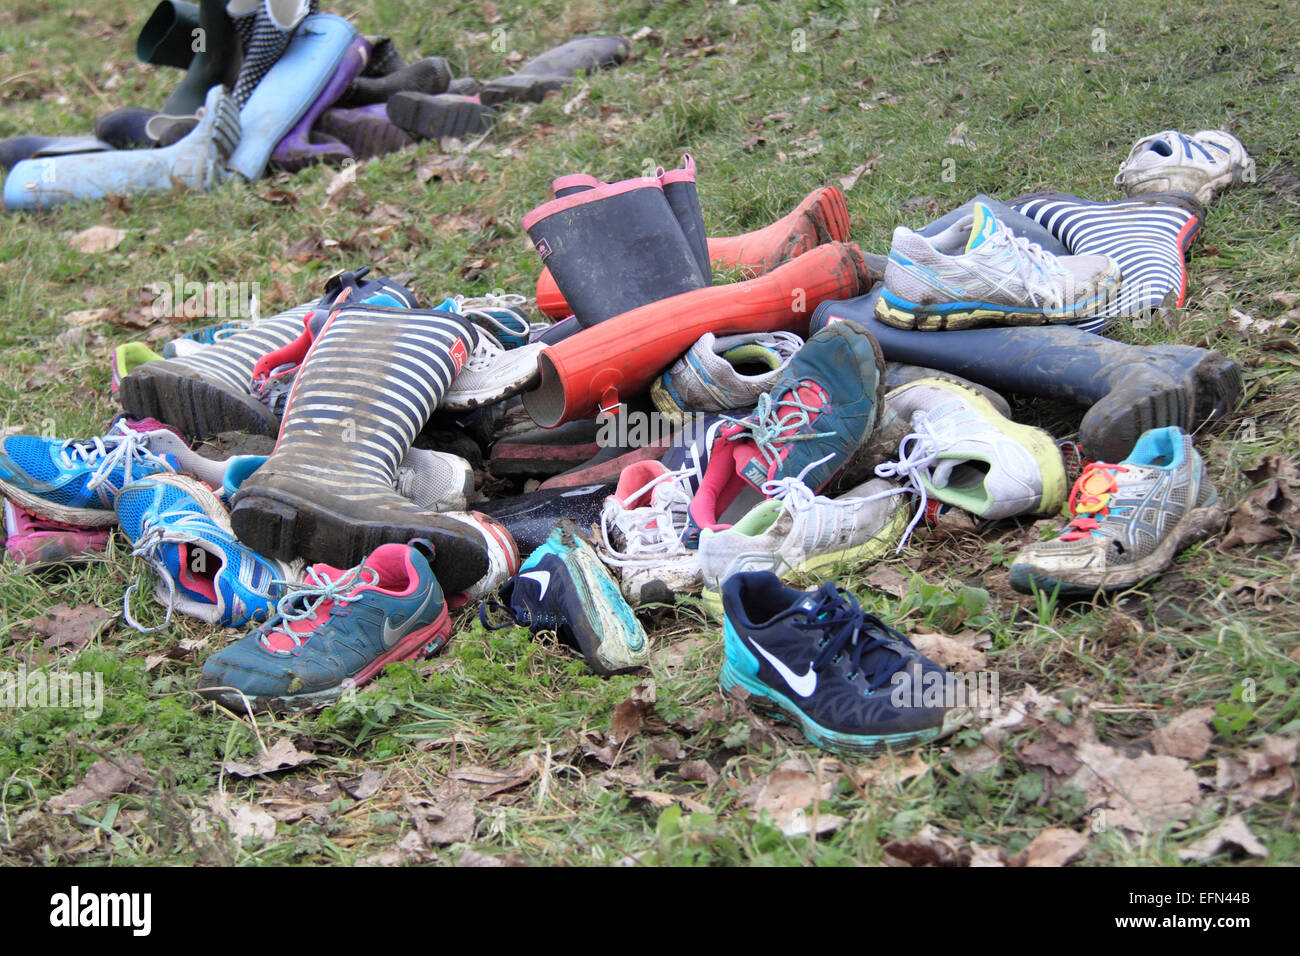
[1,0,1298,866]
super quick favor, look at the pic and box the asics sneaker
[115,473,300,630]
[875,201,1121,330]
[687,320,886,537]
[442,330,545,411]
[650,331,804,422]
[0,420,231,526]
[197,540,451,713]
[878,377,1067,523]
[445,292,532,349]
[2,499,110,566]
[720,572,948,755]
[1009,426,1224,596]
[162,321,250,359]
[487,518,650,676]
[698,477,910,617]
[597,460,700,605]
[1114,130,1254,205]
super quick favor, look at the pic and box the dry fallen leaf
[883,825,968,866]
[968,843,1007,867]
[222,738,317,777]
[838,154,881,192]
[1177,815,1268,861]
[610,679,657,744]
[341,769,385,800]
[856,750,930,789]
[1068,742,1202,832]
[323,162,358,206]
[47,755,147,812]
[29,603,114,653]
[864,566,910,597]
[406,794,476,846]
[1011,828,1089,867]
[209,792,276,843]
[746,761,839,835]
[69,225,126,254]
[1151,707,1215,761]
[911,632,988,672]
[62,307,116,328]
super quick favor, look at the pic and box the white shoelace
[59,423,174,507]
[980,228,1070,310]
[122,508,220,633]
[259,563,378,653]
[868,418,950,551]
[454,293,530,340]
[599,467,694,567]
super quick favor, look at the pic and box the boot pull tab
[598,385,621,418]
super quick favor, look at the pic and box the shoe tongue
[965,202,1001,254]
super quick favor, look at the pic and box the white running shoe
[1114,129,1254,205]
[395,447,474,512]
[650,330,804,420]
[697,474,911,617]
[876,378,1066,530]
[875,202,1121,330]
[597,460,701,605]
[443,332,545,411]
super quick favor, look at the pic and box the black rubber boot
[229,304,492,591]
[811,293,1241,463]
[336,56,452,108]
[521,175,709,329]
[479,482,614,559]
[145,0,244,117]
[480,35,630,106]
[386,92,494,141]
[94,107,160,149]
[0,135,111,172]
[361,35,405,77]
[660,154,711,281]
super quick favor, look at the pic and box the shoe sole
[317,110,415,159]
[556,521,649,675]
[887,377,1068,515]
[0,477,119,527]
[119,363,280,440]
[479,74,566,106]
[1009,500,1227,597]
[720,659,943,756]
[700,503,910,618]
[387,92,495,140]
[199,607,453,714]
[229,489,489,594]
[874,265,1123,332]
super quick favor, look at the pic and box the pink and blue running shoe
[197,540,451,713]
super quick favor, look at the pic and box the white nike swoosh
[520,569,551,600]
[750,639,817,697]
[382,585,438,648]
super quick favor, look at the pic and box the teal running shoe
[115,473,300,631]
[197,540,452,713]
[485,518,649,675]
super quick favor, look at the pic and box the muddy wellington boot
[480,35,630,106]
[523,172,709,329]
[336,55,452,108]
[94,108,161,149]
[229,304,496,591]
[138,0,244,118]
[534,184,852,318]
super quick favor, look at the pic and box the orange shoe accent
[533,185,853,319]
[523,241,875,427]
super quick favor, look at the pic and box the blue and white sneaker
[443,292,532,350]
[486,518,650,675]
[875,202,1121,331]
[0,420,226,527]
[720,571,948,755]
[1114,129,1254,206]
[115,473,300,631]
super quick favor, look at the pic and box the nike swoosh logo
[520,570,551,600]
[382,585,438,649]
[750,640,817,697]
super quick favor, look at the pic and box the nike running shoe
[597,460,700,605]
[0,419,223,526]
[650,331,803,423]
[197,540,451,713]
[687,320,886,537]
[116,473,300,630]
[878,377,1067,523]
[2,498,110,566]
[720,572,948,755]
[698,477,909,617]
[875,201,1121,330]
[1009,426,1224,596]
[1115,130,1254,205]
[488,518,650,675]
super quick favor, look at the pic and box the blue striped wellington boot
[229,303,495,592]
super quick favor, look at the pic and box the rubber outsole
[229,489,489,594]
[386,92,494,140]
[119,364,280,440]
[479,73,565,106]
[317,109,415,159]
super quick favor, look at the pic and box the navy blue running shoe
[720,571,948,755]
[484,518,650,675]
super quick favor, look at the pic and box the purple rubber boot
[316,103,415,159]
[270,33,369,172]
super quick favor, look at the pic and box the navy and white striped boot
[1007,191,1204,334]
[228,304,495,592]
[119,303,313,440]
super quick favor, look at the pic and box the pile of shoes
[1,0,632,209]
[2,123,1252,758]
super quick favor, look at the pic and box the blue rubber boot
[225,12,357,180]
[3,86,239,211]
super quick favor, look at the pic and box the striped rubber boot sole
[1008,192,1203,334]
[118,304,313,440]
[230,304,490,591]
